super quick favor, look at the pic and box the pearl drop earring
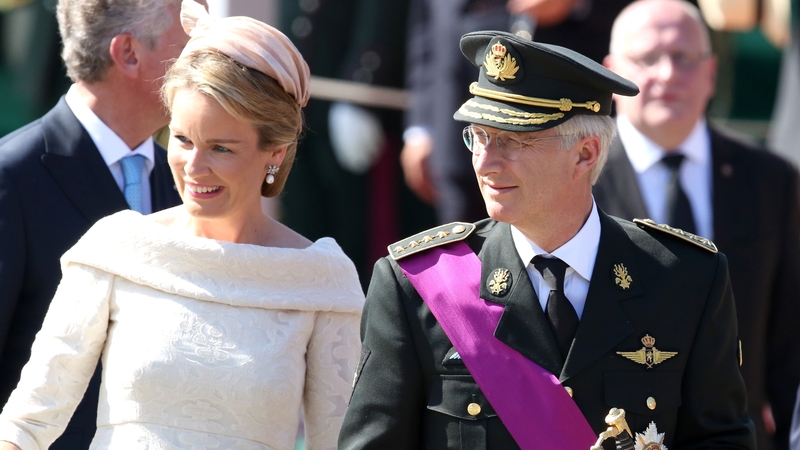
[266,165,279,184]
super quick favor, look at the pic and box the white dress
[0,211,364,450]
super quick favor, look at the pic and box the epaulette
[389,222,476,260]
[633,218,718,253]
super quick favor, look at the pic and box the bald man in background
[594,1,800,448]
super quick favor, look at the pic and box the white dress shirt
[65,85,155,214]
[510,200,601,319]
[616,115,714,240]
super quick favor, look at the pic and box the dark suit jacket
[0,98,181,449]
[339,212,755,449]
[594,128,800,450]
[405,0,508,223]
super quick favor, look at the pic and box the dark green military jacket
[339,211,755,449]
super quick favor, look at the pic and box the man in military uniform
[339,30,755,449]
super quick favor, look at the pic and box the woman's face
[168,88,285,222]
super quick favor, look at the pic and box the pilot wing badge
[617,335,677,369]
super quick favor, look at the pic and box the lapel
[39,99,128,223]
[561,211,639,381]
[479,222,565,376]
[150,142,181,211]
[599,136,649,219]
[709,127,754,247]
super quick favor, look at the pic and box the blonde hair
[161,51,304,197]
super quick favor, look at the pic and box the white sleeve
[0,263,113,450]
[302,310,361,450]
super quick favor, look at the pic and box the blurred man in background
[0,0,188,447]
[595,1,800,448]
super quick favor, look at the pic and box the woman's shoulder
[264,218,313,249]
[148,206,183,228]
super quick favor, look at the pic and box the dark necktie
[661,153,696,234]
[532,256,579,360]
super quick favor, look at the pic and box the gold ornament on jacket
[613,263,632,289]
[617,335,678,369]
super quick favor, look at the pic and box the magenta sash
[397,241,596,450]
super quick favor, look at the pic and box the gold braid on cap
[469,82,601,113]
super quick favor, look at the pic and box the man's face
[138,4,191,123]
[605,3,717,140]
[471,124,577,229]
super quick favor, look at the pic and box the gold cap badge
[483,41,519,82]
[617,335,678,369]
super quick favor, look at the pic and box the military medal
[635,422,667,450]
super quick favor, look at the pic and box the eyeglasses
[623,51,710,71]
[462,125,566,160]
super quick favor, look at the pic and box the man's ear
[573,135,600,181]
[602,54,615,71]
[109,34,140,78]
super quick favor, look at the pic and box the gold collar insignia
[487,268,512,296]
[613,263,632,290]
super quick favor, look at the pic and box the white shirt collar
[510,199,601,282]
[64,84,155,171]
[617,114,709,173]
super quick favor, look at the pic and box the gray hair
[57,0,180,83]
[552,114,617,185]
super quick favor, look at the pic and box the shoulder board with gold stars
[633,218,718,253]
[389,222,476,260]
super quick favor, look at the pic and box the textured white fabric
[0,210,364,450]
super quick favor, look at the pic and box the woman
[0,1,364,449]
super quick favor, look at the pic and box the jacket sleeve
[675,252,756,449]
[303,309,362,450]
[766,164,800,448]
[0,263,112,450]
[0,166,25,353]
[338,258,425,449]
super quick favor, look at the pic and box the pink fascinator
[179,0,311,107]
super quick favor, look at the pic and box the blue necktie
[119,154,146,213]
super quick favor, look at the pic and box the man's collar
[617,115,709,173]
[510,200,601,282]
[65,84,155,169]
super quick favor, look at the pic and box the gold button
[453,224,466,234]
[646,397,656,410]
[564,386,573,397]
[467,402,481,416]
